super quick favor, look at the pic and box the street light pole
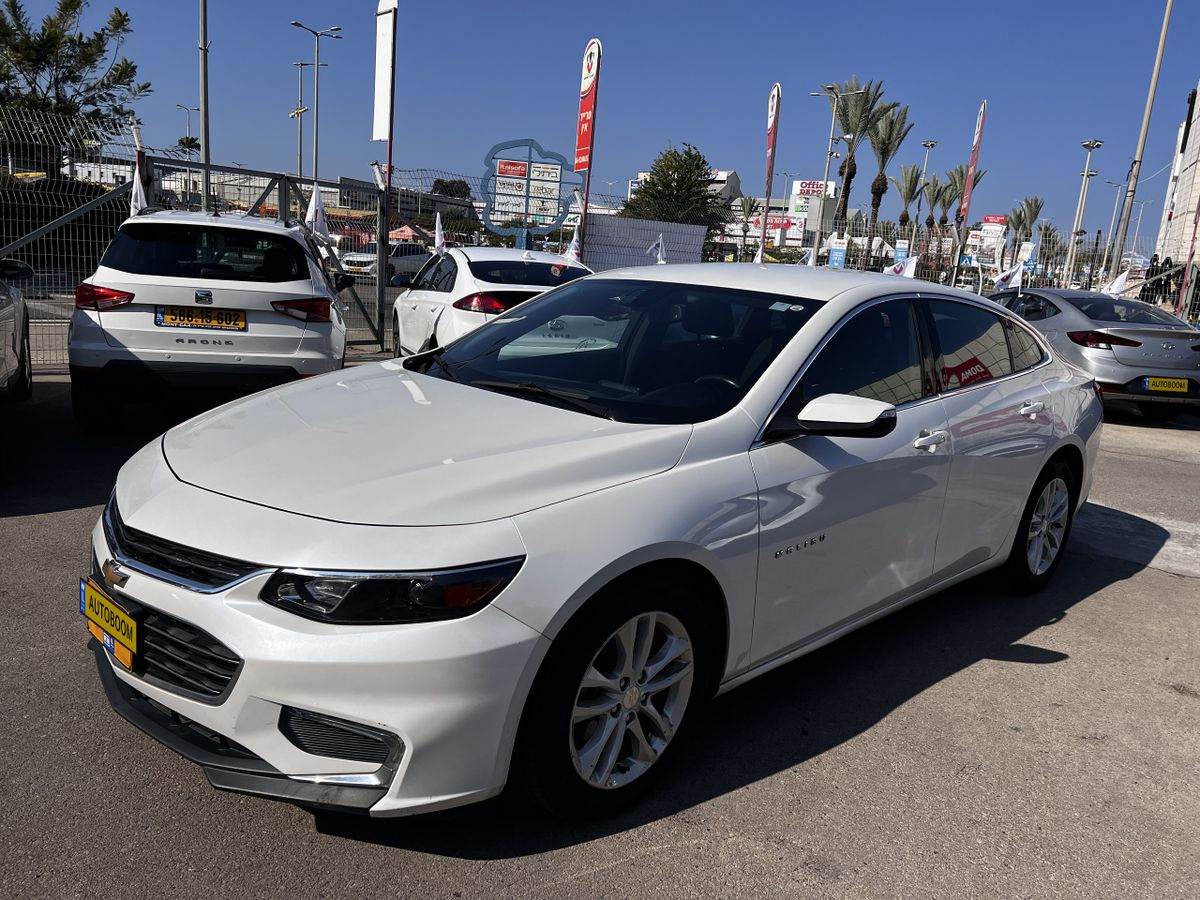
[176,103,199,206]
[198,0,212,212]
[810,87,863,264]
[1130,198,1151,256]
[1110,0,1173,278]
[1100,180,1123,280]
[290,21,341,184]
[913,139,937,233]
[1062,139,1102,287]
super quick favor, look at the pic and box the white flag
[753,244,763,264]
[646,233,666,265]
[563,229,580,264]
[990,260,1024,292]
[130,155,147,215]
[1101,268,1129,297]
[807,241,817,267]
[883,255,919,278]
[304,185,330,240]
[434,211,446,255]
[796,248,812,266]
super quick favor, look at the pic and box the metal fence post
[376,188,387,351]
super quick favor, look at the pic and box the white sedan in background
[84,265,1101,819]
[391,247,590,355]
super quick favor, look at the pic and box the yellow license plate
[1145,377,1189,393]
[80,577,136,669]
[155,305,247,331]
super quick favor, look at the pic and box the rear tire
[514,577,713,818]
[392,316,404,358]
[9,323,32,401]
[1003,460,1078,592]
[1138,402,1182,423]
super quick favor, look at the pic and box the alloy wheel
[569,611,694,790]
[1026,477,1070,576]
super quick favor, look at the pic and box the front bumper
[87,510,549,817]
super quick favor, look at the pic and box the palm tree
[921,175,943,229]
[936,181,956,228]
[945,164,987,225]
[867,105,913,239]
[176,135,200,156]
[737,196,757,261]
[1006,205,1027,267]
[823,77,898,228]
[890,163,922,228]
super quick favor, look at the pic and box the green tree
[176,135,200,155]
[867,105,913,237]
[822,77,897,228]
[431,178,472,200]
[620,143,729,232]
[736,195,757,261]
[921,175,943,229]
[0,0,151,132]
[890,163,922,228]
[945,163,986,225]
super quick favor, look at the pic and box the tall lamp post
[1099,179,1124,280]
[175,103,199,206]
[289,61,325,180]
[290,21,341,184]
[913,139,937,234]
[1062,139,1102,287]
[810,86,864,263]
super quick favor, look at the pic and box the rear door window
[927,299,1014,390]
[1010,294,1060,322]
[101,223,309,282]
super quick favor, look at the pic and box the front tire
[9,322,32,401]
[1003,460,1077,592]
[515,578,713,818]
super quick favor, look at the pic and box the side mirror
[390,273,412,288]
[333,273,355,292]
[796,393,898,438]
[0,258,34,281]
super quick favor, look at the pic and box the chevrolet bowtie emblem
[102,558,129,588]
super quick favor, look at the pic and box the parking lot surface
[2,377,1197,899]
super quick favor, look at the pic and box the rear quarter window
[101,224,309,282]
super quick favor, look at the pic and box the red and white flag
[884,255,919,278]
[991,260,1023,291]
[305,185,331,242]
[563,229,580,264]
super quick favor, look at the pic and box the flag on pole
[563,228,580,264]
[796,248,812,265]
[130,155,147,216]
[990,260,1024,292]
[883,255,919,278]
[1101,268,1129,297]
[646,233,666,265]
[434,211,446,255]
[304,185,330,241]
[752,244,764,264]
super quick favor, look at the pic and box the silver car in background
[991,288,1200,422]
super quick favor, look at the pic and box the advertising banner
[575,39,602,172]
[894,239,910,263]
[792,179,834,197]
[761,83,782,250]
[959,100,987,227]
[828,237,848,269]
[371,1,398,142]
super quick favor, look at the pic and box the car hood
[161,362,692,527]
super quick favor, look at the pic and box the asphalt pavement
[1,378,1197,899]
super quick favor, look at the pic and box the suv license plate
[155,306,247,331]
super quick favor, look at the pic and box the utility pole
[289,62,321,180]
[291,21,342,184]
[1062,139,1102,287]
[176,103,199,205]
[1100,180,1123,280]
[1110,0,1173,276]
[198,0,212,213]
[913,139,937,238]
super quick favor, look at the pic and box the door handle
[1019,400,1045,418]
[913,429,948,452]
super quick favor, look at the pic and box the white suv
[341,241,429,281]
[69,211,348,424]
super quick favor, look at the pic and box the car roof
[120,210,306,238]
[595,263,985,306]
[455,247,588,268]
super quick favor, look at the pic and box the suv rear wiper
[469,380,613,419]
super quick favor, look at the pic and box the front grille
[139,607,242,701]
[104,497,261,590]
[279,707,396,764]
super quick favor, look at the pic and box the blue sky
[33,0,1200,240]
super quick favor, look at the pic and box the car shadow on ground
[1102,401,1200,431]
[314,512,1167,858]
[0,379,243,517]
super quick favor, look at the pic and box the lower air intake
[278,707,397,765]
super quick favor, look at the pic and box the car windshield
[406,278,824,424]
[101,223,308,282]
[467,259,590,287]
[1066,295,1190,327]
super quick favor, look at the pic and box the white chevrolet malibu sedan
[83,265,1102,818]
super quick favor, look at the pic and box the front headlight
[259,558,524,624]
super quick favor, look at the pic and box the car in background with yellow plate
[68,210,350,426]
[990,287,1200,422]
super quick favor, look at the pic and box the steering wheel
[694,374,739,389]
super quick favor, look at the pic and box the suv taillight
[271,298,331,323]
[452,293,508,314]
[75,284,135,310]
[1067,330,1141,350]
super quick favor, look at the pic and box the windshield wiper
[469,380,613,419]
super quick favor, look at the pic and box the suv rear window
[101,223,309,282]
[467,259,589,286]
